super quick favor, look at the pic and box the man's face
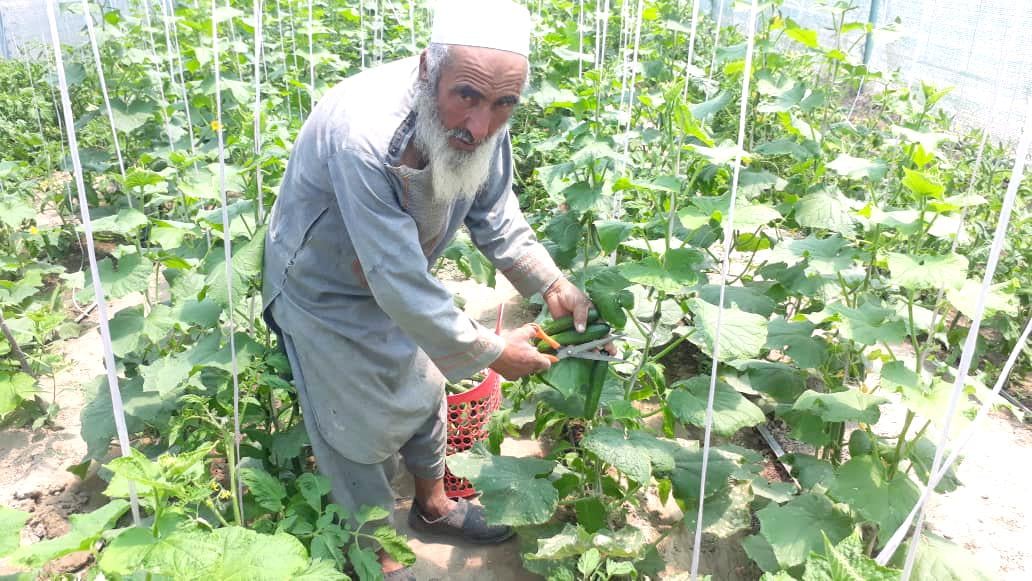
[430,45,528,152]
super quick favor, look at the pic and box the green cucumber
[583,360,609,418]
[539,308,601,335]
[848,430,873,456]
[537,323,611,352]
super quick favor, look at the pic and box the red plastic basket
[443,368,502,498]
[443,305,506,499]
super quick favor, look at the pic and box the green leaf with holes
[802,530,901,581]
[447,444,557,526]
[77,253,154,303]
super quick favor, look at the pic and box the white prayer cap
[429,0,531,58]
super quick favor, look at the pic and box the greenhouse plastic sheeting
[715,0,1032,143]
[0,0,130,59]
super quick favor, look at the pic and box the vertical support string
[160,0,197,157]
[896,96,1032,579]
[81,0,128,207]
[706,0,725,92]
[689,1,759,579]
[46,0,140,525]
[254,0,265,224]
[211,0,245,518]
[307,0,315,103]
[680,0,702,99]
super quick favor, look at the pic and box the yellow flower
[211,119,223,132]
[29,226,39,235]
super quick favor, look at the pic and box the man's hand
[543,277,593,332]
[490,324,554,380]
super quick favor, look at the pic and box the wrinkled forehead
[441,45,528,96]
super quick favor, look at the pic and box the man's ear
[419,49,429,82]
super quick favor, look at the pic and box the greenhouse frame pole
[862,0,882,65]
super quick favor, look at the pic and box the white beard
[412,83,504,203]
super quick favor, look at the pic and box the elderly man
[261,0,592,577]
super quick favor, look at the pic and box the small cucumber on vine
[848,429,873,456]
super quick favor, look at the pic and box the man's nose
[465,108,491,143]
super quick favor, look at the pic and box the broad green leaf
[573,497,607,533]
[204,527,317,580]
[826,154,887,181]
[886,253,968,291]
[110,99,154,133]
[87,208,149,237]
[138,332,220,396]
[580,427,666,484]
[0,372,38,418]
[292,558,349,580]
[347,543,381,580]
[901,169,944,199]
[769,235,857,278]
[697,284,776,317]
[77,253,154,303]
[743,534,781,573]
[794,189,859,236]
[765,317,828,369]
[792,390,887,424]
[594,220,633,254]
[826,302,907,346]
[757,493,853,569]
[907,436,961,493]
[204,227,266,308]
[528,523,591,560]
[372,526,415,566]
[99,523,212,576]
[240,467,288,512]
[681,481,755,538]
[686,298,769,360]
[827,457,919,546]
[688,140,751,166]
[107,306,146,357]
[0,196,35,228]
[902,532,993,581]
[802,530,901,580]
[668,376,765,436]
[751,477,797,504]
[781,454,835,489]
[757,78,806,113]
[879,362,975,433]
[447,445,557,526]
[669,444,750,503]
[727,360,808,402]
[0,506,29,557]
[946,279,1018,318]
[757,138,815,160]
[0,269,44,305]
[562,182,602,212]
[691,90,731,120]
[618,255,698,293]
[80,375,179,462]
[9,500,130,567]
[786,26,819,49]
[539,357,595,399]
[297,473,331,513]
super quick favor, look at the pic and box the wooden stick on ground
[0,310,34,376]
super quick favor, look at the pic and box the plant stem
[888,410,915,478]
[226,431,242,525]
[0,311,34,376]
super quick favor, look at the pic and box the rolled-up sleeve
[465,136,563,297]
[329,148,505,382]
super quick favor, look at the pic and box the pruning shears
[555,335,627,362]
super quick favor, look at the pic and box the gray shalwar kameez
[261,55,562,525]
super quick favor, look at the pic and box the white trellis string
[307,0,315,102]
[598,0,611,70]
[892,96,1032,579]
[876,314,1031,567]
[593,0,602,69]
[409,0,416,52]
[138,0,176,151]
[81,0,128,207]
[160,0,198,157]
[360,0,367,68]
[577,0,585,79]
[211,0,245,517]
[21,45,54,171]
[680,0,702,99]
[706,0,725,92]
[273,0,293,120]
[254,0,265,224]
[45,0,140,525]
[690,1,759,579]
[40,32,75,215]
[285,0,304,115]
